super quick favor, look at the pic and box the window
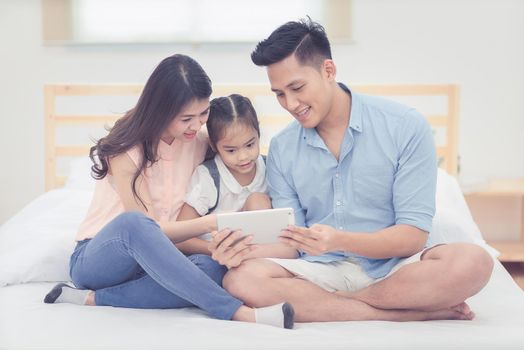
[42,0,352,44]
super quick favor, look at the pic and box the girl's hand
[279,224,342,256]
[208,228,256,269]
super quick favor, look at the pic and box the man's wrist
[334,228,349,252]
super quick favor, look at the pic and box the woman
[44,54,294,329]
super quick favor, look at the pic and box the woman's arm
[109,153,216,242]
[110,152,156,213]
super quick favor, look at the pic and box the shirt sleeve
[393,109,437,232]
[185,165,218,216]
[267,139,307,227]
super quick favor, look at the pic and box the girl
[178,94,299,264]
[43,55,294,329]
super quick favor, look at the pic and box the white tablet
[216,208,295,244]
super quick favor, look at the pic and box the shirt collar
[214,154,266,194]
[303,82,362,148]
[338,82,363,134]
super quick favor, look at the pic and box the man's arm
[279,223,427,258]
[280,109,437,259]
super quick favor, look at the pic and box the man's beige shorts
[267,251,424,293]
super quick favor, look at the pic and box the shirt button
[335,173,339,178]
[339,226,343,230]
[336,201,341,206]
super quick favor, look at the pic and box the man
[210,18,493,322]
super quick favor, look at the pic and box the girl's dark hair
[251,17,331,68]
[206,94,260,158]
[89,54,212,208]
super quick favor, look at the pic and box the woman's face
[161,99,210,144]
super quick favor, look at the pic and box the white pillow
[0,188,92,286]
[430,169,499,256]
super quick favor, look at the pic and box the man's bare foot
[423,303,475,321]
[450,302,475,320]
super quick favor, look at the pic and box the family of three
[44,19,494,329]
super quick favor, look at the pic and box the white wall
[1,0,523,224]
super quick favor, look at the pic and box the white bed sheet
[1,169,523,349]
[1,261,524,350]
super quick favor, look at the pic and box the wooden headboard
[44,84,459,191]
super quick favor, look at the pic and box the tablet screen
[216,208,295,244]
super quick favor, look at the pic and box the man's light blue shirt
[267,83,437,279]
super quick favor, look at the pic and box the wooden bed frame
[44,84,459,191]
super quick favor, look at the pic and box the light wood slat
[466,179,524,196]
[56,146,91,156]
[56,176,67,188]
[436,147,447,157]
[44,85,56,191]
[212,84,271,97]
[49,84,143,96]
[427,115,448,126]
[352,84,455,96]
[487,242,524,262]
[53,115,121,124]
[446,84,460,176]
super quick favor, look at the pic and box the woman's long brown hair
[89,54,212,209]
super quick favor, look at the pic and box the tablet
[216,208,295,244]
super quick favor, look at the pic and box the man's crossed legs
[222,243,494,322]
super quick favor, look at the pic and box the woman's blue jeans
[70,211,243,320]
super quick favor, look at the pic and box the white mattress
[1,260,523,350]
[1,169,523,349]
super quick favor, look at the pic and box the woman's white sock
[254,302,294,329]
[44,283,91,305]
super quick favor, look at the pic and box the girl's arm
[109,153,216,242]
[174,203,214,255]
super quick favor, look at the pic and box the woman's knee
[243,192,272,211]
[111,211,152,228]
[110,211,159,236]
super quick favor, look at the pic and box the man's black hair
[251,17,332,67]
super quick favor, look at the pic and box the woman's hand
[279,224,342,256]
[208,228,256,269]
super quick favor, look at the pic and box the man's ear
[322,59,337,81]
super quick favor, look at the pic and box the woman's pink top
[76,133,208,241]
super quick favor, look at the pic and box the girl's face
[215,121,260,178]
[161,99,210,144]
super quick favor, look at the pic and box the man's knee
[243,192,271,211]
[223,259,273,297]
[459,244,494,288]
[437,243,494,294]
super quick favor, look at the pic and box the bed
[1,84,523,350]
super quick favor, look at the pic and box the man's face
[267,54,334,129]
